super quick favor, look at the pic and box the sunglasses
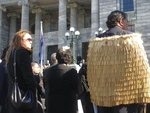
[23,38,32,42]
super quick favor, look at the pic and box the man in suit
[46,47,80,113]
[43,52,58,112]
[97,10,143,113]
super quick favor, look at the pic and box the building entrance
[47,45,58,64]
[82,42,89,62]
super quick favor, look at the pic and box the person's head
[45,60,50,67]
[82,59,85,63]
[50,52,57,65]
[56,46,72,65]
[106,10,129,30]
[10,30,32,50]
[6,30,32,63]
[31,61,40,75]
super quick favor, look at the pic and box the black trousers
[98,104,144,113]
[146,103,150,113]
[80,92,94,113]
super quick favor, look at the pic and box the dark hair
[56,47,72,64]
[106,10,128,28]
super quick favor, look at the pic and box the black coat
[43,63,57,108]
[78,63,94,113]
[98,26,132,38]
[0,60,8,113]
[46,64,79,113]
[6,47,37,113]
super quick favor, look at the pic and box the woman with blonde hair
[5,30,37,113]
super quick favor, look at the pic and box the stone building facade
[0,0,150,64]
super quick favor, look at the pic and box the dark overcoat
[6,47,37,113]
[46,64,79,113]
[0,60,8,113]
[98,26,132,37]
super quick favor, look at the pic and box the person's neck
[116,24,123,29]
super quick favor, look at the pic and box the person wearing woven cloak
[87,10,149,113]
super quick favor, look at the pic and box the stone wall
[136,0,150,61]
[0,12,9,56]
[99,0,118,30]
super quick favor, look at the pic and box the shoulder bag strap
[13,48,17,82]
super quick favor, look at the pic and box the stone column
[68,3,78,30]
[58,0,67,48]
[32,8,42,62]
[18,0,29,30]
[7,13,19,44]
[43,15,51,32]
[0,6,6,56]
[91,0,99,37]
[78,9,85,29]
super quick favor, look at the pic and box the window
[120,0,134,12]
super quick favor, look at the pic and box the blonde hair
[5,30,31,63]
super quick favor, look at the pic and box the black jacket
[0,60,8,106]
[6,47,37,113]
[43,63,57,107]
[46,64,79,113]
[98,26,132,38]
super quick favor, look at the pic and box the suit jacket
[46,64,79,113]
[43,63,57,107]
[98,26,132,37]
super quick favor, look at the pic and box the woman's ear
[118,18,124,28]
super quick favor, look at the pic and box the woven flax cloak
[87,33,150,107]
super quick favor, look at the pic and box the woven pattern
[87,33,150,107]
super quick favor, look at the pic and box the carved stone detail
[32,8,42,13]
[7,13,20,18]
[67,2,78,8]
[0,5,7,12]
[18,0,29,6]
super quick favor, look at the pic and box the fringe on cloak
[87,33,150,107]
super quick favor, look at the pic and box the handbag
[37,100,45,113]
[10,48,33,110]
